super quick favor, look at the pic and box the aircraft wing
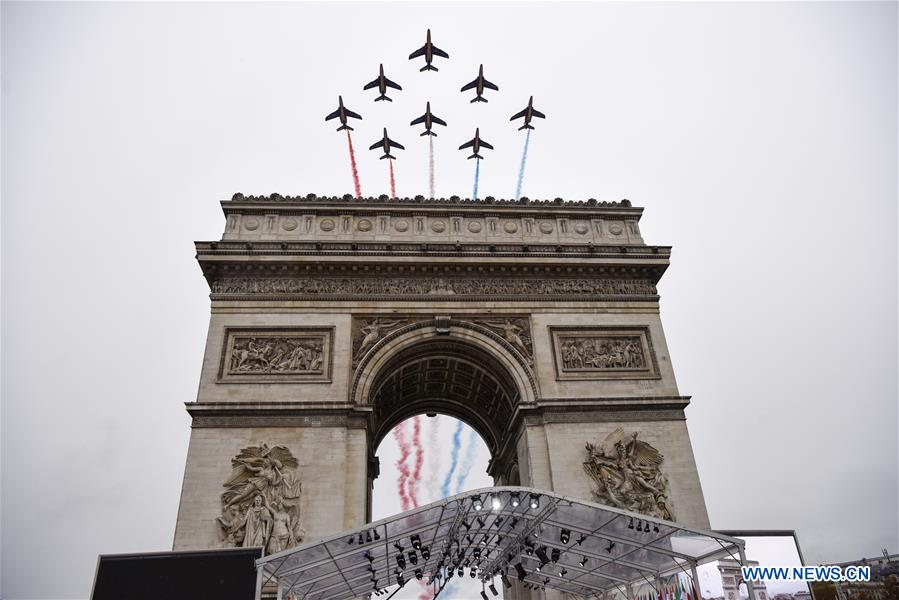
[460,79,478,92]
[344,108,362,120]
[532,109,546,119]
[325,109,341,121]
[410,115,426,126]
[431,115,447,126]
[409,45,426,59]
[483,79,499,91]
[388,139,405,150]
[431,45,449,59]
[480,140,494,150]
[459,139,474,150]
[510,108,527,121]
[363,78,379,91]
[369,140,382,150]
[384,77,402,91]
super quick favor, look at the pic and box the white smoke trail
[425,416,441,504]
[428,135,435,199]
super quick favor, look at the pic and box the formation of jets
[324,30,546,161]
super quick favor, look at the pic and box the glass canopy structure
[256,487,753,600]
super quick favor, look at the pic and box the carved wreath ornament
[583,428,674,520]
[216,443,305,556]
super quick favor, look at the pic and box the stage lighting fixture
[463,520,471,531]
[525,544,534,556]
[397,574,405,586]
[411,534,422,550]
[628,517,635,530]
[494,517,504,528]
[550,548,561,563]
[606,541,615,553]
[458,567,464,577]
[374,529,381,540]
[358,533,364,544]
[510,492,521,507]
[543,578,550,585]
[577,533,587,545]
[473,548,481,560]
[408,551,418,565]
[470,566,478,578]
[529,494,540,510]
[501,572,513,589]
[472,495,483,510]
[510,517,519,529]
[535,546,550,566]
[396,554,406,569]
[560,569,568,576]
[481,534,489,546]
[489,582,499,596]
[365,551,374,562]
[515,562,527,581]
[560,528,571,544]
[491,494,502,511]
[422,547,431,560]
[466,535,473,544]
[636,520,644,532]
[394,542,404,552]
[415,569,423,580]
[579,556,588,567]
[477,516,486,528]
[653,524,660,533]
[347,536,355,544]
[481,591,489,600]
[368,565,376,574]
[367,530,373,543]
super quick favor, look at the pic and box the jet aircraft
[458,128,493,159]
[460,65,499,103]
[369,128,405,160]
[324,96,362,131]
[363,64,402,102]
[510,96,546,130]
[410,102,447,136]
[408,29,449,72]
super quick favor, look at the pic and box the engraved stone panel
[219,327,333,383]
[550,326,659,380]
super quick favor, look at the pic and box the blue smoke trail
[441,421,464,498]
[515,129,531,201]
[472,157,481,200]
[453,429,479,495]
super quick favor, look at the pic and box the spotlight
[637,520,644,532]
[579,556,588,567]
[481,535,489,546]
[458,567,464,577]
[515,562,527,581]
[374,529,381,540]
[560,568,568,577]
[606,541,615,553]
[481,591,489,600]
[366,530,373,543]
[543,578,550,585]
[653,524,660,533]
[560,528,571,544]
[491,494,502,511]
[473,548,481,561]
[347,536,355,544]
[494,517,504,528]
[535,546,550,566]
[472,495,483,511]
[397,574,405,586]
[365,551,374,562]
[415,569,423,581]
[510,517,519,529]
[551,548,561,563]
[463,520,471,531]
[408,551,418,565]
[470,566,478,578]
[510,492,521,507]
[525,544,534,556]
[397,554,406,569]
[477,517,486,528]
[529,494,540,510]
[411,534,422,550]
[501,572,513,589]
[628,517,634,530]
[394,542,405,552]
[422,547,431,560]
[466,535,473,544]
[577,533,587,545]
[358,533,364,545]
[489,582,499,596]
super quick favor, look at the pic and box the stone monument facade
[172,193,710,554]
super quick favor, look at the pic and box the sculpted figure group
[561,336,645,370]
[583,428,674,520]
[229,337,324,374]
[216,443,304,555]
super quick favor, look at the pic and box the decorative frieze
[583,428,674,520]
[211,276,657,299]
[219,328,333,383]
[550,326,659,380]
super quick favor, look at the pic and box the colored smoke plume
[441,421,464,498]
[392,421,412,511]
[454,428,480,494]
[389,158,397,198]
[472,157,480,200]
[515,128,531,201]
[346,130,362,199]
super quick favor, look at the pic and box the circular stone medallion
[503,221,519,234]
[394,220,410,232]
[574,222,589,235]
[319,218,336,232]
[243,218,259,231]
[539,221,554,234]
[281,218,298,231]
[431,221,447,233]
[467,221,483,233]
[356,219,373,232]
[609,223,624,235]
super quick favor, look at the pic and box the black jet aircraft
[324,96,362,131]
[369,128,405,159]
[458,128,493,159]
[410,102,447,136]
[460,65,498,103]
[510,96,546,131]
[363,64,402,102]
[409,29,449,72]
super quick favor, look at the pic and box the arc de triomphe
[172,193,710,553]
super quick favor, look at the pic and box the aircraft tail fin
[518,124,534,131]
[420,64,438,72]
[380,153,396,160]
[470,96,488,104]
[337,124,354,132]
[468,153,483,160]
[375,95,392,102]
[420,130,437,137]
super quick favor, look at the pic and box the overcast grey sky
[2,2,897,599]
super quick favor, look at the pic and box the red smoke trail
[389,159,397,198]
[346,130,362,199]
[409,416,424,507]
[393,422,413,511]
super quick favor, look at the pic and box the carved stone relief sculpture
[583,428,674,520]
[471,317,534,364]
[220,328,333,382]
[550,326,658,380]
[216,443,305,555]
[351,318,414,367]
